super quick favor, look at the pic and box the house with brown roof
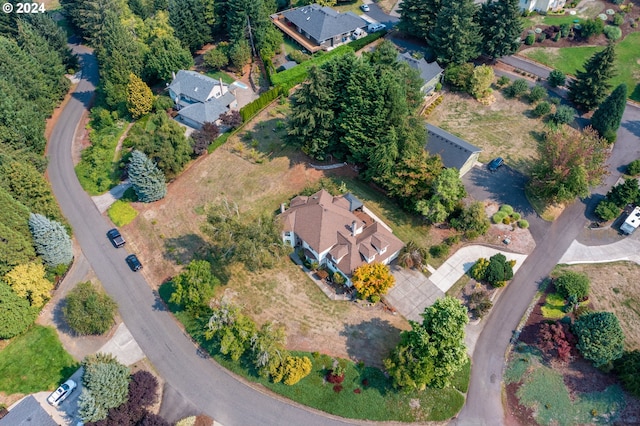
[280,190,404,285]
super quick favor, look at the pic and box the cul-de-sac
[0,0,639,424]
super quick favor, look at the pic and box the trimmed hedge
[270,45,353,88]
[348,30,387,52]
[239,86,286,122]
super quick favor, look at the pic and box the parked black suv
[125,254,142,271]
[107,228,126,248]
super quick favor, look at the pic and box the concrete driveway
[385,265,443,322]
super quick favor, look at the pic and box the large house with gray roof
[397,52,444,95]
[271,4,368,53]
[280,190,404,285]
[0,396,57,426]
[167,70,238,130]
[425,124,482,177]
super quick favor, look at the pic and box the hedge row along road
[47,43,355,426]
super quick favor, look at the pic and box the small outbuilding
[425,124,482,177]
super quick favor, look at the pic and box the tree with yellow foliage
[351,262,396,301]
[4,262,52,307]
[126,73,154,119]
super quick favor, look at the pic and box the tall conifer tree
[429,0,481,65]
[568,43,617,111]
[591,83,627,142]
[478,0,523,59]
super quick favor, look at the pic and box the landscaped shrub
[450,201,490,237]
[502,216,511,225]
[505,79,529,98]
[511,212,521,221]
[550,105,576,125]
[485,253,514,287]
[518,219,529,228]
[239,86,284,122]
[554,270,590,300]
[613,13,624,26]
[0,281,37,339]
[525,33,535,45]
[444,63,474,92]
[499,204,514,215]
[429,243,450,258]
[288,49,310,64]
[470,258,490,281]
[348,30,387,51]
[107,200,138,227]
[580,18,604,39]
[492,211,507,224]
[63,281,117,335]
[559,23,571,37]
[533,101,551,117]
[604,25,622,41]
[496,75,510,87]
[282,355,312,385]
[573,311,625,367]
[332,272,346,285]
[528,85,547,103]
[547,69,566,87]
[469,290,492,319]
[270,44,353,88]
[595,200,620,221]
[445,235,461,246]
[627,159,640,176]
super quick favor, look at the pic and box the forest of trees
[288,42,466,221]
[0,14,75,338]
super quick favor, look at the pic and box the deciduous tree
[191,122,220,156]
[63,281,117,335]
[468,65,494,99]
[384,297,468,389]
[127,150,167,203]
[168,260,219,314]
[573,311,625,368]
[529,126,609,203]
[450,201,490,236]
[4,262,52,307]
[568,43,616,111]
[554,270,589,300]
[351,262,396,300]
[28,213,73,268]
[416,168,466,223]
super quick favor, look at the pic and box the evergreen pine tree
[169,0,211,52]
[568,43,617,111]
[144,36,194,83]
[128,150,167,203]
[126,73,154,119]
[399,0,441,41]
[28,213,73,267]
[429,0,481,65]
[478,0,523,59]
[591,83,627,142]
[0,281,37,339]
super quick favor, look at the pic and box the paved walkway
[386,245,528,322]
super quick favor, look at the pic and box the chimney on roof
[220,78,226,95]
[172,71,176,80]
[351,220,362,236]
[280,203,286,213]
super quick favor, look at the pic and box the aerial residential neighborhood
[0,0,639,425]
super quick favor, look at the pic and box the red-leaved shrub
[333,384,343,393]
[326,370,345,384]
[354,388,361,394]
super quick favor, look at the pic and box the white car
[360,3,370,11]
[47,379,77,406]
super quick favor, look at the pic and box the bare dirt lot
[121,104,410,366]
[427,90,544,174]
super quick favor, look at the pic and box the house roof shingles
[283,4,368,43]
[176,91,235,125]
[168,70,228,104]
[425,124,482,171]
[281,190,404,275]
[398,52,443,85]
[0,396,57,426]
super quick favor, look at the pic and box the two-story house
[280,190,404,286]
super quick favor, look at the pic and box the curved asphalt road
[453,59,640,425]
[48,45,358,426]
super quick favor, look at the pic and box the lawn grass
[283,38,301,56]
[204,70,235,85]
[521,32,640,102]
[0,325,78,394]
[107,199,139,226]
[542,15,581,26]
[158,283,468,422]
[516,363,626,425]
[446,274,470,298]
[333,0,365,15]
[541,292,566,319]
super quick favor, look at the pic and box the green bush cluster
[603,25,622,41]
[525,33,535,45]
[423,95,443,116]
[532,101,551,117]
[348,30,387,51]
[429,243,450,259]
[63,281,117,335]
[471,254,514,287]
[627,159,640,176]
[505,79,529,98]
[107,200,138,226]
[554,270,590,300]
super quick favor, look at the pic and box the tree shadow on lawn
[340,317,402,369]
[163,234,208,266]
